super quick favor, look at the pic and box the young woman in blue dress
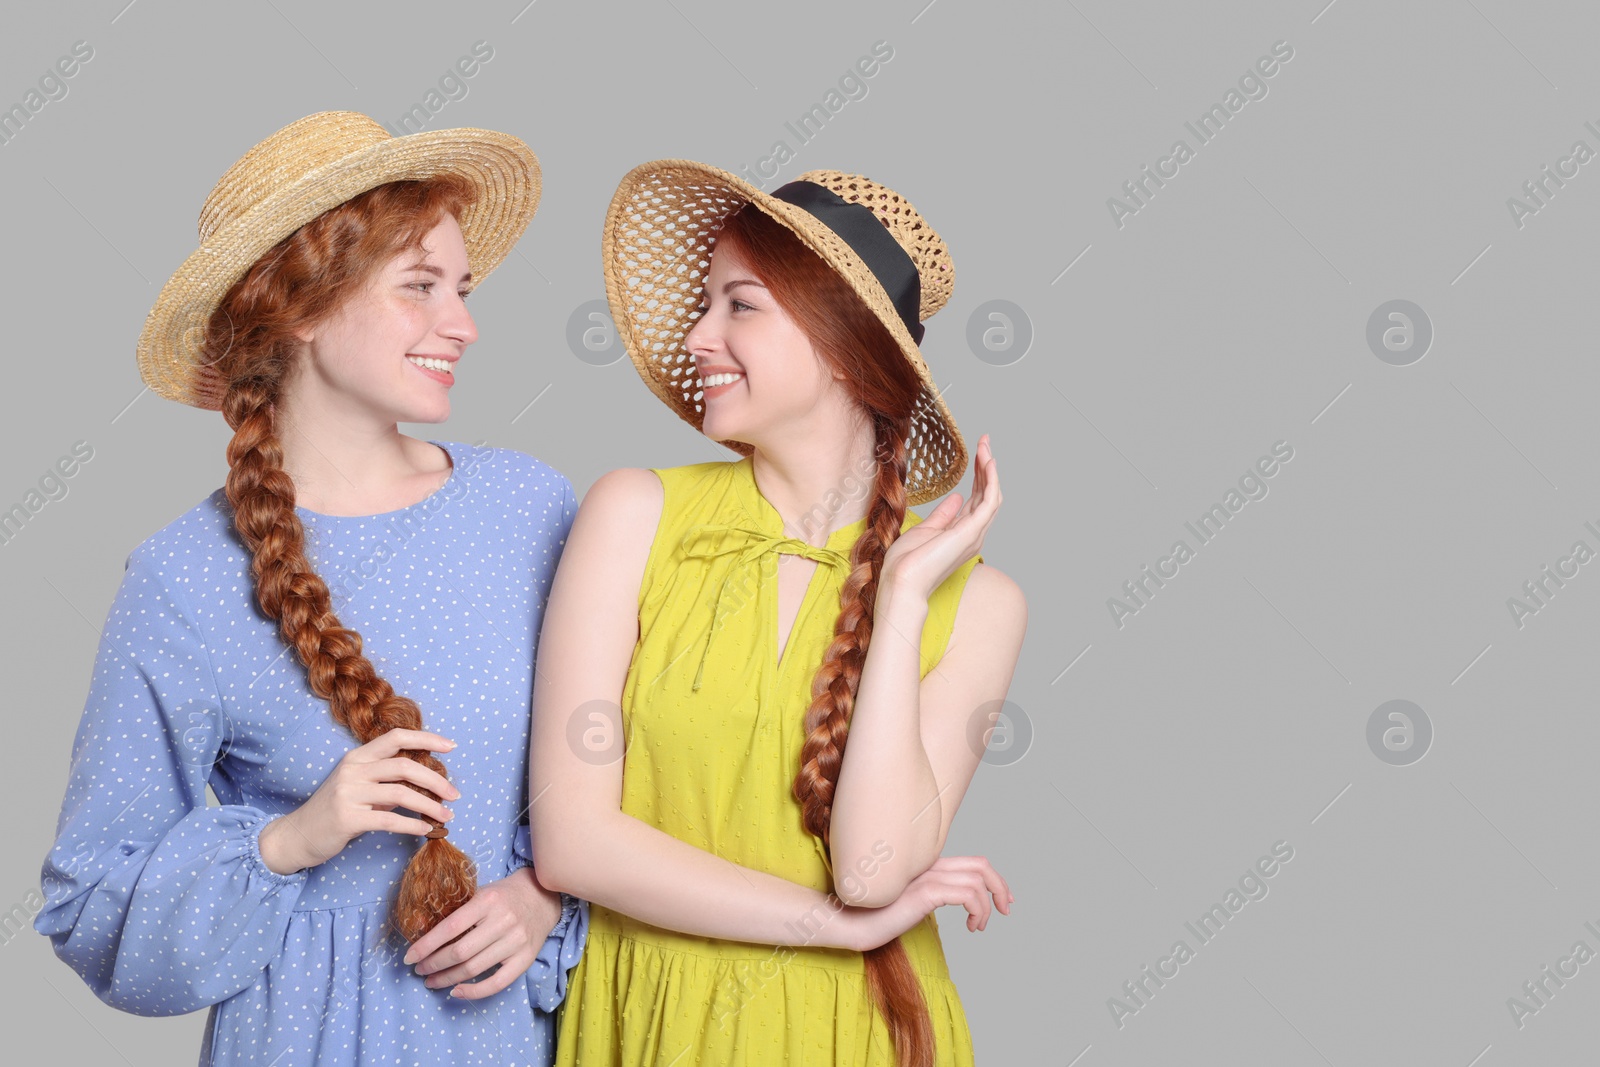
[34,111,586,1065]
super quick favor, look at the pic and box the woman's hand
[257,729,460,875]
[879,434,1000,606]
[839,855,1013,952]
[401,866,565,999]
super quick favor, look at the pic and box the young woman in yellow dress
[530,162,1027,1065]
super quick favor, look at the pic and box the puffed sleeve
[34,548,308,1016]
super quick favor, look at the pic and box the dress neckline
[728,455,873,552]
[294,439,465,522]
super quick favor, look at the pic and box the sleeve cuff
[524,892,588,1013]
[241,814,309,887]
[548,892,579,940]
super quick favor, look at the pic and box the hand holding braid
[225,378,478,942]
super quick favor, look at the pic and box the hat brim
[138,127,540,411]
[601,158,966,507]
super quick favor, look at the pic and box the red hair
[711,206,935,1067]
[201,175,481,944]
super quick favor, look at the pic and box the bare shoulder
[951,561,1028,647]
[578,467,664,528]
[563,467,665,591]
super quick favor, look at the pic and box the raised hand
[880,434,1001,605]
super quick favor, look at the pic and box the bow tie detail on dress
[677,522,853,691]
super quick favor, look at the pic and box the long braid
[792,416,935,1067]
[205,175,481,943]
[714,203,937,1065]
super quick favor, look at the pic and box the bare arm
[829,564,1028,905]
[829,435,1028,904]
[529,468,874,950]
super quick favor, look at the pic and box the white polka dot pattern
[34,439,588,1066]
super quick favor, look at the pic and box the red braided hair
[711,206,936,1067]
[201,175,481,943]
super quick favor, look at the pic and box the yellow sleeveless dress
[553,455,984,1066]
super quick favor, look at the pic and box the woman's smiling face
[684,237,842,448]
[287,212,478,426]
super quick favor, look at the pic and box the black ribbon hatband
[766,180,924,345]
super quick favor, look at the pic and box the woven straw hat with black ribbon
[137,110,541,411]
[602,160,966,506]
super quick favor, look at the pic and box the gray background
[2,0,1595,1063]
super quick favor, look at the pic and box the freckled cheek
[381,295,431,328]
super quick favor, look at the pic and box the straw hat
[137,110,541,410]
[601,160,965,506]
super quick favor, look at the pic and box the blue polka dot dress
[34,439,590,1066]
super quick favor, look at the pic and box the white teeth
[407,355,453,373]
[702,372,743,387]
